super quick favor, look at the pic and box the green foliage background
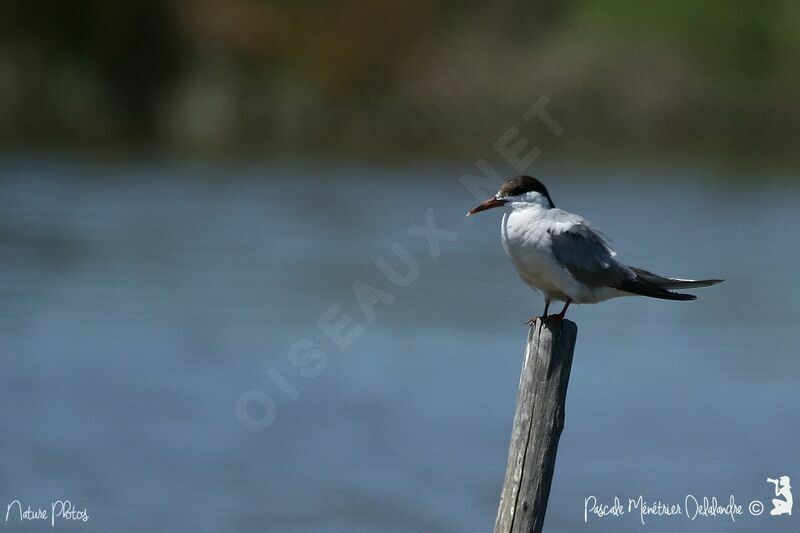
[2,1,797,158]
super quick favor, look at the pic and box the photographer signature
[5,499,89,527]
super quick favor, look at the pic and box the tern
[467,176,722,323]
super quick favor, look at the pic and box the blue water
[0,157,798,531]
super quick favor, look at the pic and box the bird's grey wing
[548,223,633,288]
[550,223,707,300]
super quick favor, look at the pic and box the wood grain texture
[494,317,577,533]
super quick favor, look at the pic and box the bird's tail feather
[630,267,724,290]
[619,278,697,301]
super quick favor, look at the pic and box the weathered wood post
[494,317,578,533]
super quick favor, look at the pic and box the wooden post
[494,317,578,533]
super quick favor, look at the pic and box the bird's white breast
[500,206,587,302]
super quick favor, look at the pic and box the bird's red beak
[467,197,506,216]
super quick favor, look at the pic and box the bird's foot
[525,315,557,326]
[526,313,566,326]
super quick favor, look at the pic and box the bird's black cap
[497,176,554,207]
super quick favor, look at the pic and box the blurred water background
[2,1,800,531]
[0,156,798,532]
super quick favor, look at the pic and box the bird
[467,176,722,323]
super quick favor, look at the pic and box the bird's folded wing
[548,223,633,289]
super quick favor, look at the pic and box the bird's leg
[552,299,572,320]
[526,298,551,326]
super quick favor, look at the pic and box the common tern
[467,176,722,322]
